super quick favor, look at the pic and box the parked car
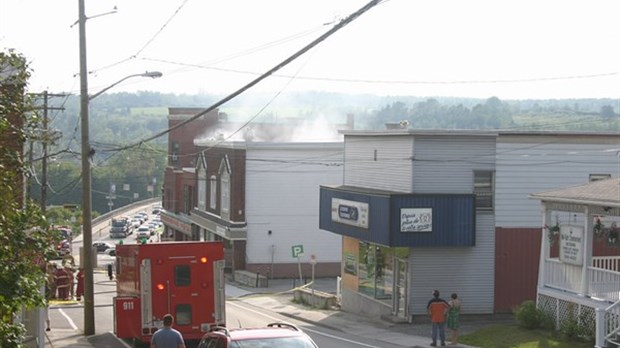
[197,322,319,348]
[93,241,114,253]
[105,247,116,257]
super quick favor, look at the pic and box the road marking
[228,301,383,348]
[58,308,78,330]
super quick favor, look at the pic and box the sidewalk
[45,276,513,347]
[227,277,514,348]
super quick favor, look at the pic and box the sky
[1,0,619,100]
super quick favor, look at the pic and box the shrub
[515,300,543,329]
[559,312,595,342]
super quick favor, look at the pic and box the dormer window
[209,175,217,210]
[197,157,206,210]
[221,171,230,214]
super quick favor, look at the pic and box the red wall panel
[494,227,541,312]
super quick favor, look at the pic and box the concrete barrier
[234,270,268,288]
[293,287,338,309]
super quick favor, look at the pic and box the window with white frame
[474,171,494,210]
[209,175,217,210]
[221,171,230,214]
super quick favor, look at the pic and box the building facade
[162,107,352,277]
[319,130,620,321]
[190,141,344,278]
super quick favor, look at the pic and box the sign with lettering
[400,208,433,232]
[559,224,583,266]
[331,198,369,229]
[292,245,304,258]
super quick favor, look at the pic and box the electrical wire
[100,0,383,154]
[89,0,191,75]
[144,57,620,86]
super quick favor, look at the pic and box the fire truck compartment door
[140,259,154,329]
[114,296,141,339]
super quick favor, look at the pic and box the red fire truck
[113,241,226,345]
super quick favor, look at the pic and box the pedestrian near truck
[151,314,186,348]
[427,289,449,347]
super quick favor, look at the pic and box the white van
[136,226,150,239]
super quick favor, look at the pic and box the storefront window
[359,242,394,300]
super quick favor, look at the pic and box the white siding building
[319,129,619,321]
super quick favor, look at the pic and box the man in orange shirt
[427,289,449,347]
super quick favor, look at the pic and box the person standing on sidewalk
[150,314,186,348]
[427,289,449,347]
[447,293,461,345]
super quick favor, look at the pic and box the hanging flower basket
[593,218,619,246]
[544,222,560,245]
[608,222,618,245]
[593,217,605,240]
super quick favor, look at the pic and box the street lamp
[78,0,162,335]
[89,71,163,101]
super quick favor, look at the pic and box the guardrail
[92,197,161,226]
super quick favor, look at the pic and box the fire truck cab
[113,241,226,345]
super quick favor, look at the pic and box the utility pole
[39,91,65,212]
[78,0,95,335]
[41,91,49,213]
[28,91,65,212]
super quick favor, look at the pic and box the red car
[197,322,319,348]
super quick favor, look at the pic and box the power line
[101,0,383,154]
[142,57,619,86]
[89,0,191,74]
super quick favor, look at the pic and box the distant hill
[30,91,617,213]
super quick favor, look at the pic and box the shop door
[392,257,408,320]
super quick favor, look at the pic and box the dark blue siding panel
[319,187,391,246]
[390,194,476,247]
[319,186,476,247]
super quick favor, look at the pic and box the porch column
[580,206,592,296]
[537,202,551,289]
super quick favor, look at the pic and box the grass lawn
[459,324,594,348]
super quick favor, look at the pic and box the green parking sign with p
[292,244,304,258]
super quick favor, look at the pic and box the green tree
[600,105,615,119]
[1,50,57,347]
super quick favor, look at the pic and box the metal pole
[78,0,95,335]
[41,91,48,213]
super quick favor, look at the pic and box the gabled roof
[530,178,620,208]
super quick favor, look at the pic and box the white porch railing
[544,258,583,294]
[595,300,620,348]
[543,256,620,303]
[592,256,620,272]
[541,256,620,347]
